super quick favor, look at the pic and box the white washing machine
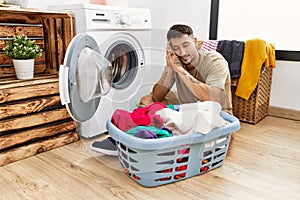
[50,4,160,138]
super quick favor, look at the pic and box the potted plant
[3,34,41,79]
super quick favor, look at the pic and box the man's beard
[179,54,193,65]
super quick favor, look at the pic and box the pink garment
[201,40,218,51]
[130,102,166,125]
[112,102,166,132]
[111,109,137,132]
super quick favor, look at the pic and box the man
[91,24,232,156]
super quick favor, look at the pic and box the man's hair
[167,24,194,41]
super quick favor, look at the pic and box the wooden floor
[0,116,299,200]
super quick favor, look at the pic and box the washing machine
[50,4,160,138]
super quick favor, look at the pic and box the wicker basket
[231,67,273,124]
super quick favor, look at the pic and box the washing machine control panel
[113,8,151,29]
[48,4,151,31]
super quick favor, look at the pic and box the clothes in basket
[107,103,240,187]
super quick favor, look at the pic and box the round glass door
[105,41,138,89]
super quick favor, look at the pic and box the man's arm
[152,83,170,102]
[177,71,223,102]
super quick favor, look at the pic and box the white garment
[155,101,225,135]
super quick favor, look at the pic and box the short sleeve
[203,54,229,90]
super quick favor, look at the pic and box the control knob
[116,13,129,26]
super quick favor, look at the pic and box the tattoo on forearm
[189,75,200,84]
[182,72,200,84]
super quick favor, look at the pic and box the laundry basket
[107,111,240,187]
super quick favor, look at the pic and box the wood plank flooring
[0,116,299,200]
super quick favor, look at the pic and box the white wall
[127,0,210,39]
[271,61,300,110]
[218,0,300,111]
[218,0,300,51]
[26,0,89,9]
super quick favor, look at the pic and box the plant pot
[12,59,34,80]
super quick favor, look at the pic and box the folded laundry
[155,101,225,135]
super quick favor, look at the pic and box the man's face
[169,34,198,65]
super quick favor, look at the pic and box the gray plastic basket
[107,111,240,187]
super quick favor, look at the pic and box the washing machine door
[59,33,112,122]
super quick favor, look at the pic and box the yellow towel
[235,39,274,100]
[265,43,276,68]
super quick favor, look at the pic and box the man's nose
[177,47,185,56]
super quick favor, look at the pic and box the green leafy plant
[3,34,42,60]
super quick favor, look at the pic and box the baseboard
[269,106,300,121]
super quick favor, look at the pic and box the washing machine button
[115,13,129,26]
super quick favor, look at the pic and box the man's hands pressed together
[166,42,185,75]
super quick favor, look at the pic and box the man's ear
[194,37,198,46]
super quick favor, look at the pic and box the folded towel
[235,39,270,100]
